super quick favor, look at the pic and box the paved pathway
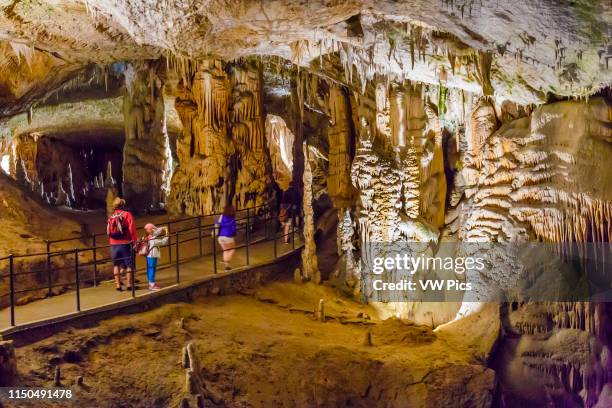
[0,232,302,333]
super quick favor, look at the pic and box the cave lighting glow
[1,155,9,174]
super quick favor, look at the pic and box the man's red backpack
[107,211,127,239]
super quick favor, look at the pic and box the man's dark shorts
[111,243,134,268]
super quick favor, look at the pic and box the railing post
[273,222,278,259]
[75,248,81,312]
[212,225,217,274]
[292,215,295,250]
[167,232,172,268]
[45,240,52,297]
[197,217,203,257]
[176,232,180,283]
[167,222,172,263]
[92,234,98,287]
[246,208,250,265]
[263,206,267,238]
[9,254,15,326]
[131,247,136,298]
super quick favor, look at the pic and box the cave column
[301,143,320,282]
[122,60,169,212]
[327,84,354,208]
[327,84,358,290]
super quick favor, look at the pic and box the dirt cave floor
[9,282,497,407]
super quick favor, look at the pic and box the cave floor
[11,281,497,408]
[0,234,302,332]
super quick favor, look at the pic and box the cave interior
[0,1,611,407]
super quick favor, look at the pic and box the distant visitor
[216,204,237,271]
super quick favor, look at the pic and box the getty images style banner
[359,242,612,302]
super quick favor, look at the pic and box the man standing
[107,197,138,291]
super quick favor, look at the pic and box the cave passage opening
[4,130,124,210]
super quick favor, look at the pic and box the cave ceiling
[0,0,610,119]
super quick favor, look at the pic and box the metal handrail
[45,204,269,247]
[2,205,303,327]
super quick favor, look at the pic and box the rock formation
[230,61,273,209]
[301,144,320,283]
[266,114,294,190]
[0,1,610,406]
[0,340,16,386]
[169,59,272,214]
[122,61,170,212]
[169,59,234,215]
[0,172,84,307]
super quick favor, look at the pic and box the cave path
[0,232,302,337]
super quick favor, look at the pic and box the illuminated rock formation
[169,59,272,214]
[301,145,320,283]
[458,98,611,245]
[230,61,273,209]
[122,61,170,212]
[327,84,354,209]
[0,1,610,406]
[169,59,233,215]
[266,114,294,190]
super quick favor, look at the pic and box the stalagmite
[53,366,61,386]
[301,143,320,282]
[363,331,373,346]
[316,299,325,322]
[169,58,273,214]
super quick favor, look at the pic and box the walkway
[0,231,303,335]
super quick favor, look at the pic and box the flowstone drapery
[168,59,272,215]
[169,59,233,215]
[230,62,273,209]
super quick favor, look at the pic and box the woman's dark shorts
[111,243,134,268]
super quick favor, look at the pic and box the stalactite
[169,59,233,215]
[230,60,273,210]
[474,51,494,97]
